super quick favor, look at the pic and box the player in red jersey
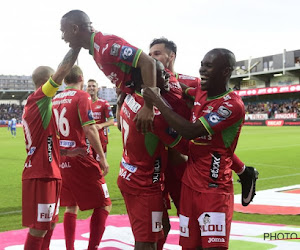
[86,79,114,159]
[22,47,80,250]
[52,66,111,250]
[144,48,246,249]
[149,38,258,209]
[60,9,157,134]
[118,60,188,250]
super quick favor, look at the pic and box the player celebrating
[22,47,80,250]
[86,79,114,160]
[144,48,246,249]
[149,38,258,208]
[52,65,111,250]
[60,9,157,133]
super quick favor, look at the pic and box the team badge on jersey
[88,110,94,120]
[217,106,232,118]
[120,46,136,62]
[205,112,224,126]
[110,43,121,56]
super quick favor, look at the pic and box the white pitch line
[0,210,21,216]
[237,144,300,151]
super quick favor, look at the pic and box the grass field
[0,125,300,232]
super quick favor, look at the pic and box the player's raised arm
[52,47,81,85]
[134,52,157,133]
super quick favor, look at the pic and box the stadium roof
[0,90,33,103]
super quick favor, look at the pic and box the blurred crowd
[0,104,23,123]
[244,100,300,118]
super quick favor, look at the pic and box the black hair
[150,37,177,56]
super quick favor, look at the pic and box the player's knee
[29,228,47,237]
[104,204,112,213]
[65,205,79,214]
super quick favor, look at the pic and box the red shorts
[22,178,61,230]
[179,184,233,249]
[121,191,164,242]
[60,155,111,211]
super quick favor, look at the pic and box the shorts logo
[179,214,190,237]
[47,136,53,163]
[37,203,56,222]
[217,106,232,118]
[110,43,121,56]
[120,46,136,62]
[210,152,221,180]
[208,237,225,243]
[102,183,110,198]
[198,212,226,236]
[152,211,163,232]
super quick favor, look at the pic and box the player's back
[52,88,95,151]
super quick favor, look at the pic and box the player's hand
[61,147,86,157]
[133,104,154,134]
[100,158,109,176]
[96,124,104,130]
[142,87,161,107]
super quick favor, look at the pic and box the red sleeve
[78,92,95,126]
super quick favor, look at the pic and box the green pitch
[0,126,299,232]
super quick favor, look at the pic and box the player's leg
[63,206,79,250]
[23,179,61,250]
[88,205,112,250]
[121,191,164,250]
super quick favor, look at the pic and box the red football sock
[24,233,44,250]
[232,154,245,175]
[88,208,109,250]
[64,212,77,250]
[157,236,167,250]
[41,229,53,250]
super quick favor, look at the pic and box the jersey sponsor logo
[124,94,141,113]
[210,152,221,180]
[120,46,136,62]
[47,136,53,163]
[60,140,76,148]
[198,212,226,236]
[110,43,121,56]
[60,162,71,168]
[37,203,56,222]
[217,106,232,118]
[179,214,190,237]
[102,43,109,54]
[152,157,161,183]
[205,112,224,126]
[93,111,101,120]
[53,90,76,99]
[94,42,100,52]
[121,158,137,173]
[152,211,163,232]
[28,146,36,156]
[208,237,225,243]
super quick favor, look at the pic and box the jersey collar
[207,89,232,100]
[89,33,96,56]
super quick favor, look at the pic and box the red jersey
[22,79,61,180]
[184,88,245,194]
[91,98,114,146]
[52,87,95,156]
[118,92,185,195]
[176,73,201,88]
[90,32,142,93]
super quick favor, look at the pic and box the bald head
[209,48,236,71]
[32,66,55,89]
[62,10,91,26]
